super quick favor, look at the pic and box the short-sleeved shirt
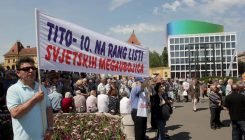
[6,80,50,140]
[48,90,62,111]
[86,95,97,112]
[130,85,144,109]
[120,97,131,114]
[224,92,245,121]
[97,94,109,112]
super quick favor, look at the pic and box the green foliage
[149,51,162,68]
[238,61,245,76]
[149,47,169,68]
[161,47,168,67]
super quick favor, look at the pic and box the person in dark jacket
[224,84,245,140]
[153,82,172,140]
[209,84,223,129]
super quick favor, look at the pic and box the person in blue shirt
[6,56,53,140]
[130,77,150,140]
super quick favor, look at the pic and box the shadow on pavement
[174,106,184,108]
[196,107,208,112]
[166,124,183,131]
[171,132,191,140]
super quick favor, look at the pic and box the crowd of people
[0,56,245,140]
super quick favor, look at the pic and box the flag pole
[35,8,47,136]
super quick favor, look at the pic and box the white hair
[65,92,72,98]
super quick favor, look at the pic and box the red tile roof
[4,41,36,56]
[4,41,24,56]
[19,48,37,55]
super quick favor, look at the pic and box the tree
[149,51,162,68]
[238,60,245,76]
[161,47,168,67]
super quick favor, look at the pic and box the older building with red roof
[4,41,37,70]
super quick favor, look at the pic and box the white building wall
[168,32,238,79]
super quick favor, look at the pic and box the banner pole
[35,8,47,136]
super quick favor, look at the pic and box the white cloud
[188,0,245,16]
[182,0,196,7]
[162,1,181,11]
[109,0,132,11]
[153,7,160,15]
[109,23,165,34]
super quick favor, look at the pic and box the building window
[171,52,175,57]
[190,37,194,43]
[176,58,180,64]
[175,38,180,44]
[221,36,225,41]
[231,42,235,48]
[227,49,231,55]
[165,72,168,77]
[180,38,184,43]
[195,37,199,43]
[171,59,175,64]
[205,37,209,42]
[176,65,180,70]
[170,45,175,51]
[175,52,180,57]
[180,51,184,57]
[231,35,235,41]
[200,37,204,43]
[8,59,10,63]
[170,38,174,44]
[175,45,180,51]
[171,66,175,70]
[210,36,214,42]
[13,59,15,62]
[227,56,232,62]
[215,36,220,42]
[216,57,221,61]
[181,65,185,70]
[185,38,189,43]
[226,35,230,41]
[226,43,231,48]
[180,45,184,50]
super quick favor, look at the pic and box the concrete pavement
[146,98,232,140]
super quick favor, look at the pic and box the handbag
[160,104,171,121]
[183,90,188,96]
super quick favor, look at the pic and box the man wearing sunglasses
[6,56,53,140]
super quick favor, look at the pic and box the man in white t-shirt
[86,90,97,113]
[97,78,106,95]
[97,91,109,113]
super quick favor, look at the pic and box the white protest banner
[35,10,149,77]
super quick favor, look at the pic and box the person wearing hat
[130,76,150,140]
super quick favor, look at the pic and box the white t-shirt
[120,97,131,114]
[86,95,97,112]
[97,94,109,113]
[97,83,106,94]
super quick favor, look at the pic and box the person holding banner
[6,57,53,140]
[130,77,150,140]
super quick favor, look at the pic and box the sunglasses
[18,66,37,72]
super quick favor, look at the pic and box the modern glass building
[167,20,238,79]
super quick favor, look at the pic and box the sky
[1,0,245,63]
